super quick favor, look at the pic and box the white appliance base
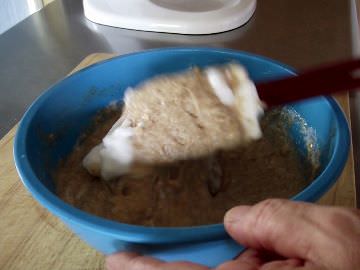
[84,0,256,35]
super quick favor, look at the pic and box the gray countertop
[0,0,359,198]
[0,0,356,137]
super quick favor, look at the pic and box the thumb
[224,199,353,264]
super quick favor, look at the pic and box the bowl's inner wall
[25,50,338,194]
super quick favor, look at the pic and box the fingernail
[224,206,251,224]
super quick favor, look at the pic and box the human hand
[106,199,360,270]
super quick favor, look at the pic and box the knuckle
[346,208,360,220]
[252,199,285,226]
[347,245,360,269]
[327,207,360,235]
[250,199,286,239]
[318,207,360,269]
[256,199,285,213]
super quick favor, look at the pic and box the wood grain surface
[0,53,356,270]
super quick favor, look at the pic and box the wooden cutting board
[0,53,356,270]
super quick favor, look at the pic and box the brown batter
[55,107,317,227]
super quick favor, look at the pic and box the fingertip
[233,249,262,268]
[216,259,258,270]
[105,257,116,270]
[235,248,260,261]
[105,252,139,270]
[224,205,251,225]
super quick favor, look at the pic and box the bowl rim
[13,47,350,244]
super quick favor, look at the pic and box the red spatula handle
[257,59,360,107]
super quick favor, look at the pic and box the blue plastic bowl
[14,48,350,267]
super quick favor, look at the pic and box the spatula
[257,59,360,107]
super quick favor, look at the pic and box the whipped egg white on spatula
[83,64,264,180]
